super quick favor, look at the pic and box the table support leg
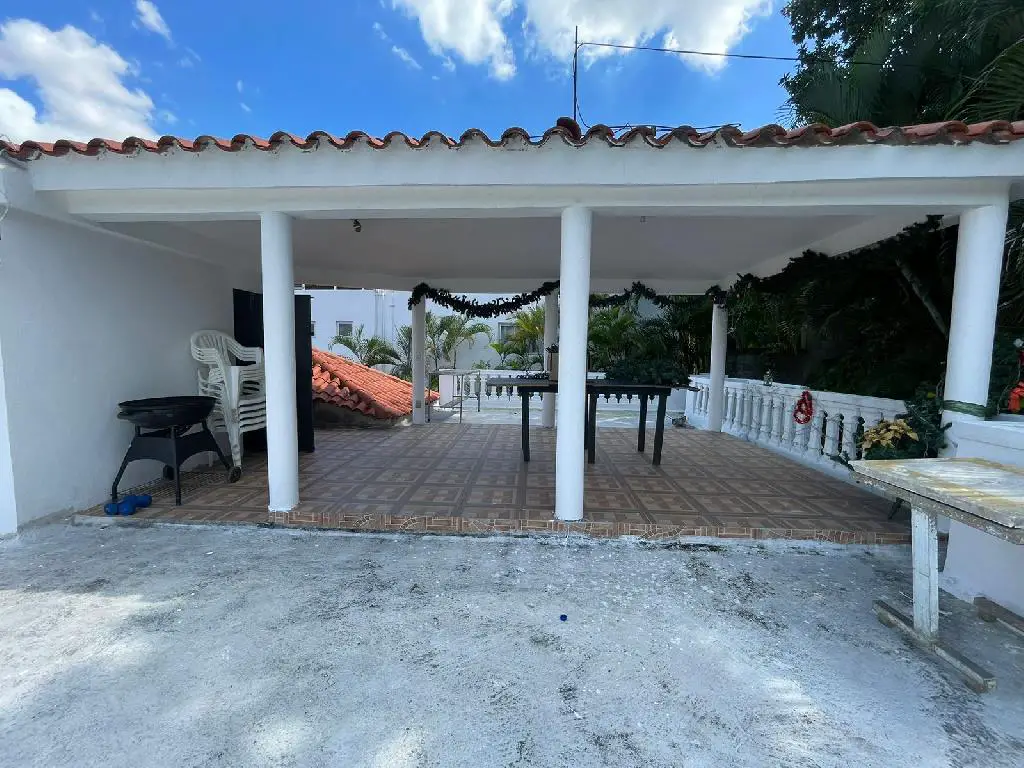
[653,394,667,466]
[521,392,531,463]
[638,395,648,452]
[587,391,598,464]
[871,505,995,692]
[912,506,939,642]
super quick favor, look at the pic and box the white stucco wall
[0,330,18,534]
[0,211,237,530]
[940,419,1024,616]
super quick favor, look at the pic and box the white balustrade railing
[687,375,904,476]
[437,369,689,413]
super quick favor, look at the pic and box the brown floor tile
[83,424,909,544]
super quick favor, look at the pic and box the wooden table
[485,378,671,465]
[851,458,1024,692]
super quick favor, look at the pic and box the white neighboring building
[297,287,531,369]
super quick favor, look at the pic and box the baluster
[758,392,772,444]
[725,389,737,432]
[822,407,841,461]
[748,391,761,442]
[779,395,795,451]
[840,407,861,459]
[804,404,823,460]
[743,390,755,439]
[770,397,782,444]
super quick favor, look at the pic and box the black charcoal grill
[112,396,241,506]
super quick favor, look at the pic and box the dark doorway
[232,289,315,454]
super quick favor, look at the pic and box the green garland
[408,280,687,315]
[408,281,559,317]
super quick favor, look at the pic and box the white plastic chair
[190,330,267,467]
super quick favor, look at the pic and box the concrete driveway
[1,524,1022,767]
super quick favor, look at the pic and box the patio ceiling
[97,210,925,293]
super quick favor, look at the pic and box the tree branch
[895,256,949,338]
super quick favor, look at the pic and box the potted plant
[546,344,559,381]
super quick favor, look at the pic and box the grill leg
[111,453,133,504]
[203,424,233,471]
[171,432,181,506]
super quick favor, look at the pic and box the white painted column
[542,290,558,428]
[943,201,1010,424]
[555,207,591,522]
[260,212,299,512]
[411,298,427,425]
[707,303,728,432]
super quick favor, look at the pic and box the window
[336,321,354,337]
[498,323,516,344]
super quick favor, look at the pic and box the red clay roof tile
[311,348,437,420]
[3,118,1023,161]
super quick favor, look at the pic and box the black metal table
[485,378,671,465]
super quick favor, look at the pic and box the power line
[570,34,923,130]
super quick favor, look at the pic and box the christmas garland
[408,280,688,315]
[408,281,559,317]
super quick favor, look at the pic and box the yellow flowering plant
[861,418,919,454]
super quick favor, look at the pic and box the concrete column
[259,212,299,512]
[555,207,591,522]
[411,298,427,425]
[542,289,558,428]
[943,201,1009,424]
[707,303,728,432]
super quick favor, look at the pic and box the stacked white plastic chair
[190,330,267,468]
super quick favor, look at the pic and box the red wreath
[793,390,814,425]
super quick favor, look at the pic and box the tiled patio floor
[78,424,910,544]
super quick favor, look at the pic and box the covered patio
[78,423,909,544]
[3,119,1024,533]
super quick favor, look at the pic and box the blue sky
[0,1,798,142]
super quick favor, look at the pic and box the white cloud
[236,79,244,93]
[391,0,515,79]
[158,108,176,125]
[240,102,251,113]
[89,10,104,24]
[178,56,194,68]
[391,46,422,69]
[0,19,156,141]
[134,0,172,42]
[389,0,772,79]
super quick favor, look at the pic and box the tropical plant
[329,324,400,368]
[437,314,493,369]
[587,306,638,371]
[392,325,413,380]
[506,305,546,352]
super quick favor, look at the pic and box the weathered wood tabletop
[849,457,1024,692]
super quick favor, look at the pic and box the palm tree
[437,314,493,369]
[506,305,546,353]
[587,306,638,371]
[392,325,413,380]
[329,324,400,368]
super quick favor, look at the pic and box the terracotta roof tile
[4,118,1023,161]
[311,348,437,420]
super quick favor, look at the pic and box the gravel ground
[1,523,1022,768]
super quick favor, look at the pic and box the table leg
[638,395,649,452]
[653,394,667,466]
[587,390,598,464]
[521,392,531,463]
[912,506,939,642]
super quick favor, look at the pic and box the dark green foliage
[989,330,1024,414]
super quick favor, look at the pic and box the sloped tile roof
[312,348,437,420]
[3,117,1023,161]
